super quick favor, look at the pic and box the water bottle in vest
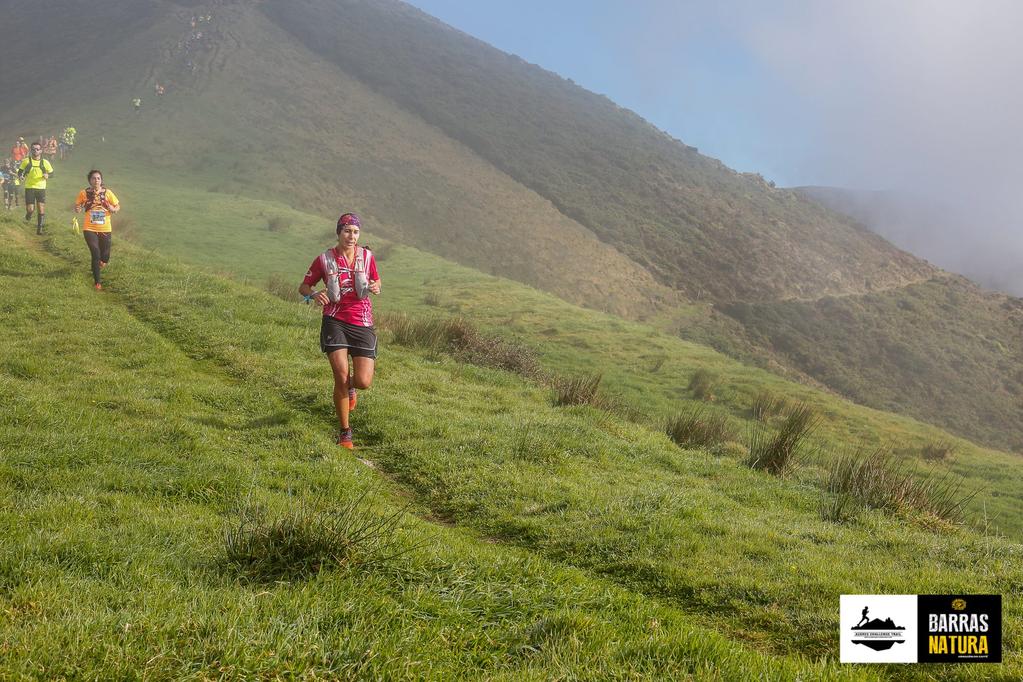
[320,250,342,303]
[353,247,371,300]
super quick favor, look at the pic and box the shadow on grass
[190,410,295,431]
[0,267,75,279]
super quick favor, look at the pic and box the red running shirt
[303,247,379,327]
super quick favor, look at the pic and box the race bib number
[90,211,106,225]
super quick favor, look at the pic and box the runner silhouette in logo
[856,606,870,627]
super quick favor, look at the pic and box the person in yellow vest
[74,169,121,290]
[18,141,54,234]
[60,126,77,159]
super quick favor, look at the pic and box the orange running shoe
[94,283,103,291]
[348,388,357,412]
[337,428,354,449]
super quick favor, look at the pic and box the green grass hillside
[17,147,1023,540]
[1,214,1020,678]
[722,282,1023,453]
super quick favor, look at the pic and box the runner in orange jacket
[11,138,28,163]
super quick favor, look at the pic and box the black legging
[84,231,112,284]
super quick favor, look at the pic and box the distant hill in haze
[1,0,1021,451]
[797,185,1023,297]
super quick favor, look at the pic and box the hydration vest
[20,158,50,182]
[320,246,371,303]
[81,187,108,211]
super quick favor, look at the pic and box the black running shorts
[24,188,46,204]
[320,316,377,358]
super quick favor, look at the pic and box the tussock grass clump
[224,492,411,581]
[265,273,297,302]
[665,404,733,450]
[548,373,626,414]
[750,390,786,421]
[267,216,293,232]
[549,373,632,415]
[920,439,957,461]
[820,446,977,524]
[381,313,539,376]
[383,313,447,348]
[745,402,820,475]
[458,328,540,377]
[688,368,718,401]
[819,484,859,524]
[553,373,609,409]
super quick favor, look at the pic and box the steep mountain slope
[262,0,935,303]
[2,0,1021,450]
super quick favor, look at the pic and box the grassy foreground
[0,216,835,679]
[0,214,1019,679]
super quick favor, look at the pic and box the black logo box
[917,594,1001,663]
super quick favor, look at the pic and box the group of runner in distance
[3,129,380,451]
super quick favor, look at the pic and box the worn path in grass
[2,215,1019,678]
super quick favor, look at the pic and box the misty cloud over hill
[799,187,1023,297]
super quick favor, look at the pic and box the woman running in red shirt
[299,212,381,449]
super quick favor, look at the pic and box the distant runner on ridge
[60,126,77,159]
[44,135,58,160]
[298,212,381,450]
[74,169,121,290]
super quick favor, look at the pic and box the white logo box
[840,594,918,663]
